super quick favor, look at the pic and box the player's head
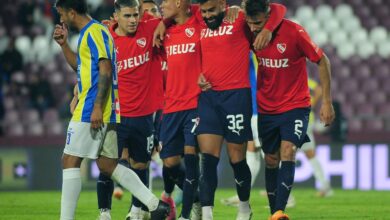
[114,0,140,35]
[142,0,161,18]
[160,0,190,20]
[55,0,88,28]
[198,0,226,30]
[244,0,270,35]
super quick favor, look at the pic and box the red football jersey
[150,50,166,111]
[198,11,251,91]
[110,19,160,117]
[255,19,324,114]
[163,15,202,113]
[193,3,285,91]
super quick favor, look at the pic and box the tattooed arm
[91,59,112,129]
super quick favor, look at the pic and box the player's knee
[163,156,181,168]
[130,161,149,170]
[280,141,297,161]
[184,146,197,155]
[96,157,117,176]
[264,154,279,168]
[62,154,82,169]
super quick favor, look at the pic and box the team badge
[137,38,146,47]
[185,28,195,38]
[277,43,286,54]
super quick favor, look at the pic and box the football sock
[181,154,199,218]
[231,159,251,202]
[164,163,185,190]
[131,168,149,211]
[199,153,219,207]
[60,168,81,220]
[162,166,175,195]
[97,173,113,210]
[265,167,278,214]
[111,164,159,211]
[275,161,295,212]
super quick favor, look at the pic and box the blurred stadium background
[0,0,389,196]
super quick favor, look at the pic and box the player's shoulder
[280,19,302,30]
[88,20,106,31]
[276,19,306,39]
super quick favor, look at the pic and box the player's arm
[311,82,322,107]
[70,84,78,114]
[91,59,112,129]
[317,53,335,126]
[53,23,77,71]
[252,3,286,50]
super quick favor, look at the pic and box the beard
[203,11,225,30]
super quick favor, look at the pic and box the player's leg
[197,90,225,220]
[221,88,253,220]
[97,123,170,219]
[160,112,189,220]
[125,115,155,219]
[113,152,129,200]
[61,154,83,220]
[180,109,200,220]
[301,124,332,197]
[221,115,262,207]
[272,108,310,219]
[97,172,114,218]
[61,121,101,220]
[150,110,163,191]
[96,136,130,217]
[257,113,282,215]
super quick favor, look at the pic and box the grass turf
[0,188,388,220]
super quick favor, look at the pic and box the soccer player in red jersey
[95,0,170,219]
[193,1,286,219]
[158,0,203,219]
[245,0,335,219]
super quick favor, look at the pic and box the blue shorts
[159,109,198,159]
[197,88,252,144]
[258,108,311,154]
[153,109,163,146]
[117,115,154,163]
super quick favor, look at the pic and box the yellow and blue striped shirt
[72,19,120,123]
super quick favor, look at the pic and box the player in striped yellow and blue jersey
[71,19,120,123]
[53,0,170,219]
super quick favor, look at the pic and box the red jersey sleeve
[191,4,203,24]
[263,3,286,32]
[296,25,323,63]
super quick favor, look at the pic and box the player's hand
[319,101,335,127]
[225,6,241,23]
[153,21,166,48]
[91,105,103,129]
[198,73,212,91]
[53,23,68,46]
[253,28,272,50]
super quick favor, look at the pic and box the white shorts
[63,121,118,159]
[301,124,315,151]
[251,115,262,148]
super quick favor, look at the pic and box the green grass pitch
[0,188,388,219]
